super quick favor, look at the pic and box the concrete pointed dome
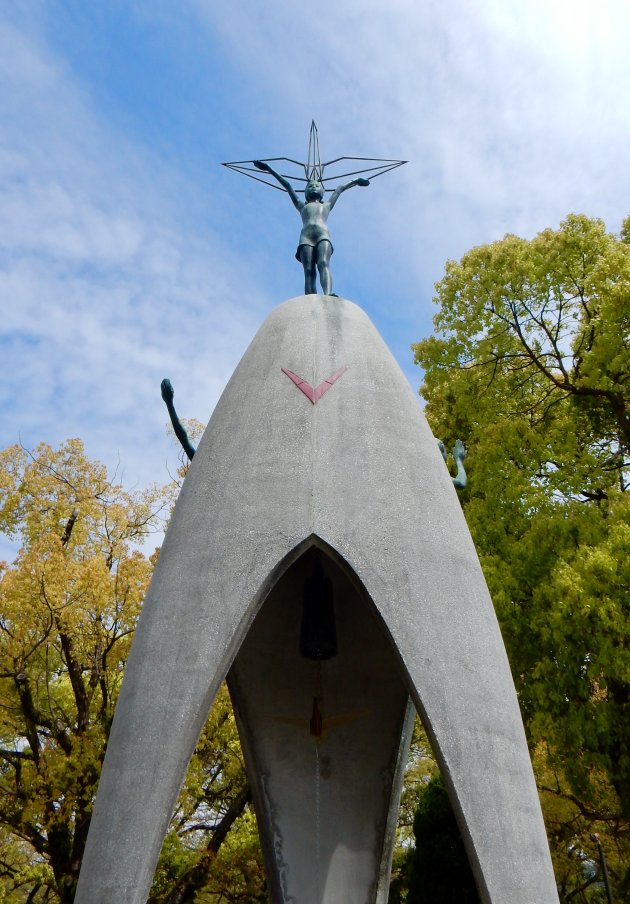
[75,296,559,904]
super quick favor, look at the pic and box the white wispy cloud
[187,0,630,386]
[0,12,271,505]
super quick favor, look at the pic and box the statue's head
[305,180,324,202]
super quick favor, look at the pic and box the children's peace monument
[75,125,559,904]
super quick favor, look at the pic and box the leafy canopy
[0,440,264,904]
[413,213,629,900]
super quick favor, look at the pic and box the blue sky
[2,0,630,558]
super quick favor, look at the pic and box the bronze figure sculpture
[253,161,368,294]
[223,121,406,296]
[438,439,467,489]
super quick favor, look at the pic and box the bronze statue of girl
[254,161,369,295]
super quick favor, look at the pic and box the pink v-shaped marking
[281,367,348,404]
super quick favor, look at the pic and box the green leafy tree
[388,717,438,904]
[406,776,479,904]
[413,213,630,898]
[0,440,265,904]
[148,683,265,904]
[0,439,163,902]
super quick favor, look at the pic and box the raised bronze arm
[161,379,196,462]
[254,161,302,211]
[327,177,369,211]
[437,439,467,489]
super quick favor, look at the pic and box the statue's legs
[301,246,318,294]
[316,241,333,295]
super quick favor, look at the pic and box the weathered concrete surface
[75,295,559,904]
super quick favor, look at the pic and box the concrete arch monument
[75,295,559,903]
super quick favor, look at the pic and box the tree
[0,439,163,902]
[413,213,630,898]
[0,440,265,903]
[388,718,439,904]
[148,683,265,904]
[405,776,479,904]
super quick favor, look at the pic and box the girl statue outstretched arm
[254,161,302,211]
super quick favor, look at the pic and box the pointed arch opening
[226,536,414,903]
